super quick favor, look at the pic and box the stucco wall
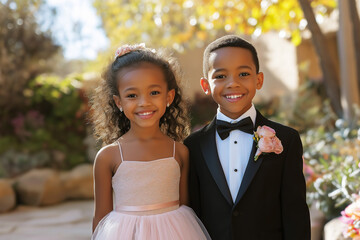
[176,32,299,104]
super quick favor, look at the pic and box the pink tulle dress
[92,141,211,240]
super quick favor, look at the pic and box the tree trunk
[348,0,360,95]
[337,0,360,121]
[298,0,343,117]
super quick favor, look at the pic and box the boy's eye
[150,91,160,96]
[126,94,137,98]
[239,72,250,77]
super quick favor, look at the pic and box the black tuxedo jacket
[184,110,310,240]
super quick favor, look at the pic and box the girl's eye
[214,74,226,79]
[126,94,137,98]
[239,72,250,77]
[150,91,160,96]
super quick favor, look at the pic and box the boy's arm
[184,137,201,217]
[281,130,311,239]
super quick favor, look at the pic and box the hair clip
[114,43,155,59]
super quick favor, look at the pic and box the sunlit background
[0,0,359,239]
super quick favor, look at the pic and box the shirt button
[234,169,238,172]
[234,141,237,144]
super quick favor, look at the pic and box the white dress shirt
[216,104,256,202]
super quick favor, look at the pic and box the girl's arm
[178,142,190,206]
[92,147,115,232]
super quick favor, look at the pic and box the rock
[61,164,93,200]
[0,179,16,212]
[324,217,351,240]
[15,169,65,206]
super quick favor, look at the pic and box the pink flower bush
[10,111,45,139]
[26,110,44,128]
[303,161,318,187]
[342,197,360,239]
[253,126,283,161]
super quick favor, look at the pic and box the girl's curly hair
[90,48,190,144]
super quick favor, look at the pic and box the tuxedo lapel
[200,118,233,206]
[234,110,267,206]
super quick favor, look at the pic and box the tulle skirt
[92,205,211,240]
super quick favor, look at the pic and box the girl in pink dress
[90,43,210,240]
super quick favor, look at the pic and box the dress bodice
[112,141,180,215]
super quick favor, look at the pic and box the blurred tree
[349,0,360,92]
[93,0,360,120]
[298,0,360,121]
[297,0,341,117]
[0,0,60,130]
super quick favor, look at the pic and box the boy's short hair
[203,35,260,76]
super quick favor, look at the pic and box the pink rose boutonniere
[253,126,283,161]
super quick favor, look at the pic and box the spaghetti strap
[172,141,176,158]
[117,140,124,162]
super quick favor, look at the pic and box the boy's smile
[201,47,263,119]
[224,94,244,102]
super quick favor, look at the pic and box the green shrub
[302,107,360,220]
[0,74,90,177]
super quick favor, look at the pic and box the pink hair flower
[114,43,155,59]
[253,125,283,161]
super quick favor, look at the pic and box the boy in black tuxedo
[184,35,310,240]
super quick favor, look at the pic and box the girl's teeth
[138,112,152,116]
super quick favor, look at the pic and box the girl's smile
[136,110,156,119]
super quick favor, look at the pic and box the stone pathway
[0,200,93,240]
[0,199,342,240]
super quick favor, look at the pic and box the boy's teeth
[138,112,152,116]
[226,94,243,99]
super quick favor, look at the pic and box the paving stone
[0,200,93,239]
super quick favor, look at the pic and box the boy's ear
[167,89,175,106]
[113,95,122,109]
[256,72,264,90]
[200,78,211,95]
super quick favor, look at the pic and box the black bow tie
[216,117,254,140]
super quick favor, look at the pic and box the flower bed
[302,113,360,221]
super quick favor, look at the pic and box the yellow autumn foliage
[92,0,336,55]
